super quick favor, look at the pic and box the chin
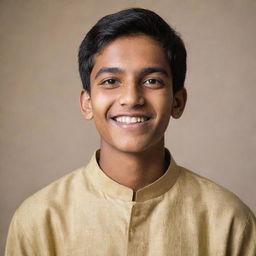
[113,140,154,154]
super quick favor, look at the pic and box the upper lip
[110,113,152,119]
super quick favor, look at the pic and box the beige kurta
[5,150,256,255]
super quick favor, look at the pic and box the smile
[114,116,149,124]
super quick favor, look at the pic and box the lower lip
[110,118,151,130]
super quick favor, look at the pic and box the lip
[111,113,151,119]
[110,116,152,130]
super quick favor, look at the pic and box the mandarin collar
[85,149,180,202]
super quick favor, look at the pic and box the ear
[171,88,187,119]
[80,90,94,120]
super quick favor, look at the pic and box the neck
[98,139,169,192]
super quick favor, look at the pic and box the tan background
[1,0,256,253]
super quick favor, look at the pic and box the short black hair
[78,8,186,94]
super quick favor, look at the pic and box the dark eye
[145,79,157,84]
[102,79,119,85]
[144,78,164,88]
[100,78,120,89]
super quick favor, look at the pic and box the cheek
[91,91,113,119]
[155,93,173,128]
[150,90,173,115]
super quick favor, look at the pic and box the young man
[5,8,256,256]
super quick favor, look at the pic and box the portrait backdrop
[1,0,256,254]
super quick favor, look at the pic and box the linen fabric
[5,150,256,255]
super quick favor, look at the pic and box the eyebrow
[140,67,169,77]
[95,67,123,79]
[94,66,170,79]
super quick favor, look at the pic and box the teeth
[115,116,148,123]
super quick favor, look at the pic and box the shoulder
[178,166,255,224]
[13,166,87,226]
[176,166,256,254]
[5,166,91,255]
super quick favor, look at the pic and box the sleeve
[5,211,35,256]
[234,210,256,256]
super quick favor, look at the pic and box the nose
[118,82,145,107]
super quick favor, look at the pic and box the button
[129,227,134,233]
[132,207,140,216]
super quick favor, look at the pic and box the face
[80,34,186,154]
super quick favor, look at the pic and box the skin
[80,34,187,192]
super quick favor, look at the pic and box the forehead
[91,34,171,77]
